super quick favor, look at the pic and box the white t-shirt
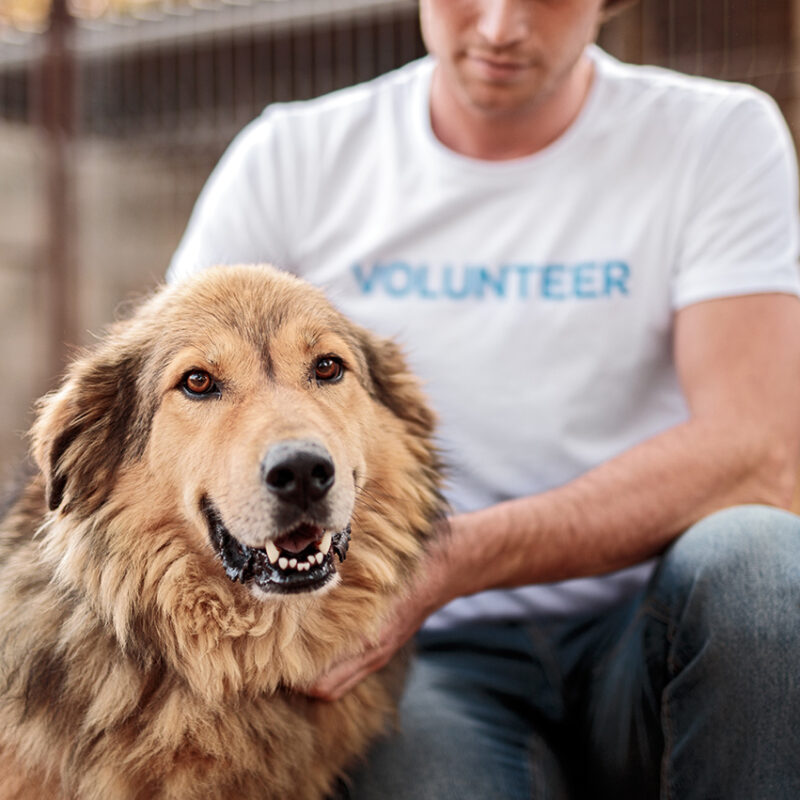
[169,47,800,627]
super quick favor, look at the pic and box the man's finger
[308,650,374,699]
[309,643,394,701]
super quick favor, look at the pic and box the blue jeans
[346,505,800,799]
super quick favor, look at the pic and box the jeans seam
[599,597,673,799]
[522,623,564,701]
[644,599,671,626]
[526,733,541,800]
[594,598,666,673]
[659,601,680,800]
[660,681,674,800]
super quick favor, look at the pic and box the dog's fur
[0,265,444,799]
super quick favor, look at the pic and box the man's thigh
[346,622,573,800]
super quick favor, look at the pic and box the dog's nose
[262,440,335,508]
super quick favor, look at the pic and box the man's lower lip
[469,55,527,79]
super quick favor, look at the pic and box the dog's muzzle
[202,498,350,594]
[202,440,352,594]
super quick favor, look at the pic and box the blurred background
[0,0,798,481]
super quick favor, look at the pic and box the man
[169,0,800,796]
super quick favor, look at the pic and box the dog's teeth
[319,531,332,553]
[307,554,316,565]
[289,558,297,568]
[315,552,324,564]
[265,541,280,565]
[278,557,288,570]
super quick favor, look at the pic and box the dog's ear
[351,326,448,536]
[31,349,151,516]
[352,328,437,440]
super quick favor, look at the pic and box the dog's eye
[181,370,220,398]
[314,356,344,384]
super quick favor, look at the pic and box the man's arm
[311,292,800,699]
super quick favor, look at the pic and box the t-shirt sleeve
[671,88,800,309]
[167,108,293,283]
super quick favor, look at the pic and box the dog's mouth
[201,498,351,595]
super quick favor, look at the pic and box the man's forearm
[434,415,798,607]
[309,414,796,700]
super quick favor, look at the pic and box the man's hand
[306,602,416,701]
[308,542,451,701]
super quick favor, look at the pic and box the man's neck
[429,54,595,161]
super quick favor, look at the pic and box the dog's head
[32,265,443,605]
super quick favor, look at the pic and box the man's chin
[448,62,548,117]
[459,80,548,120]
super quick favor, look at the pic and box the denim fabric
[345,506,800,799]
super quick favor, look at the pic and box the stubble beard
[449,48,583,123]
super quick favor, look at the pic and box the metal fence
[0,0,798,476]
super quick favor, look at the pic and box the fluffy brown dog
[0,265,444,799]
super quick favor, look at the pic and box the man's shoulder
[253,57,432,134]
[593,46,777,121]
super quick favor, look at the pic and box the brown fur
[0,265,445,799]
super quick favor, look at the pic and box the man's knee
[655,504,800,644]
[667,505,800,578]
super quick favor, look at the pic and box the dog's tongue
[274,524,322,554]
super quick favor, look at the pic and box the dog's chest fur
[0,481,406,800]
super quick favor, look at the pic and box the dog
[0,264,445,799]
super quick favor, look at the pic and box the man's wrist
[417,520,474,616]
